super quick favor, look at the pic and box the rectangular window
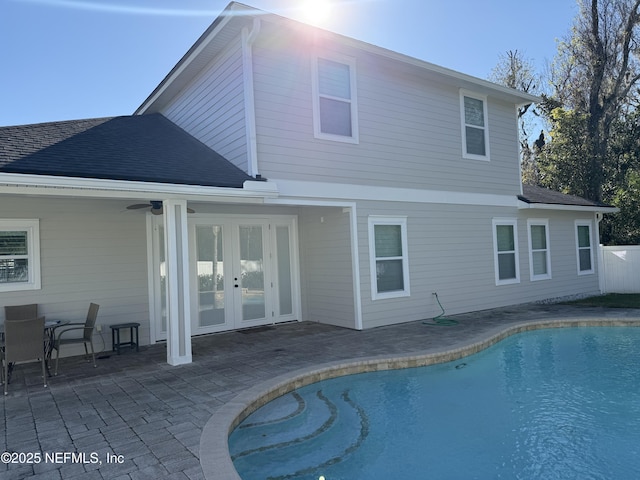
[312,55,358,143]
[528,219,551,281]
[368,216,410,300]
[576,221,594,274]
[493,218,519,285]
[0,219,41,292]
[460,90,490,160]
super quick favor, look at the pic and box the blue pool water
[229,327,640,480]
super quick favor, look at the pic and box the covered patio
[1,302,639,479]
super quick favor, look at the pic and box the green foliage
[600,110,640,243]
[537,108,592,197]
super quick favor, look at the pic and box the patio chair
[2,316,47,395]
[53,303,99,376]
[4,304,38,321]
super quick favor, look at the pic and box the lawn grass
[565,293,640,308]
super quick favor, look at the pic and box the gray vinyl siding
[355,201,600,329]
[162,40,249,172]
[298,207,356,328]
[250,23,521,196]
[0,197,151,352]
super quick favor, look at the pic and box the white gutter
[517,199,619,213]
[0,173,278,201]
[242,18,261,178]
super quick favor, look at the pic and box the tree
[489,50,542,183]
[601,109,640,243]
[537,108,592,197]
[547,0,640,202]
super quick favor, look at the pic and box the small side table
[110,322,140,354]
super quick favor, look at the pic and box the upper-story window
[0,219,41,293]
[312,55,359,143]
[460,90,490,160]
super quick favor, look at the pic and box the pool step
[229,387,369,479]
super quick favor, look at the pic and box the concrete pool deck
[2,303,640,479]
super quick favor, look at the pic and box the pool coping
[199,317,640,480]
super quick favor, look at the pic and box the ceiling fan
[126,201,195,215]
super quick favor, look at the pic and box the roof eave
[0,172,278,202]
[517,199,619,213]
[135,2,539,115]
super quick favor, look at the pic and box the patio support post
[163,199,193,365]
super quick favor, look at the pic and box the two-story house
[0,2,616,365]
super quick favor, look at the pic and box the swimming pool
[229,327,640,479]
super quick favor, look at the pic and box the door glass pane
[159,226,167,334]
[240,226,265,320]
[196,225,225,327]
[276,226,293,316]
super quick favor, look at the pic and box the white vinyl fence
[601,245,640,293]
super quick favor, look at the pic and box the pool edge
[199,318,640,480]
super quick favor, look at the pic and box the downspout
[242,18,261,178]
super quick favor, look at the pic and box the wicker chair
[2,316,47,395]
[53,303,99,375]
[4,304,38,321]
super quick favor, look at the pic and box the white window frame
[0,219,41,292]
[311,54,359,144]
[368,216,410,300]
[575,220,595,275]
[527,219,551,281]
[460,90,490,161]
[492,218,520,286]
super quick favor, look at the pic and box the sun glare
[299,0,334,25]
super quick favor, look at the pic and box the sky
[0,0,580,127]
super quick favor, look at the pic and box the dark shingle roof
[519,184,613,208]
[0,114,253,188]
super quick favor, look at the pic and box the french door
[151,215,298,340]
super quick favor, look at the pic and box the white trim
[242,18,261,177]
[265,197,363,330]
[138,4,539,117]
[163,199,193,365]
[527,219,551,281]
[0,219,41,293]
[517,199,618,213]
[368,215,410,300]
[492,217,520,286]
[460,90,490,161]
[0,173,278,201]
[146,214,158,344]
[575,220,595,275]
[311,53,359,144]
[273,178,518,207]
[346,205,363,330]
